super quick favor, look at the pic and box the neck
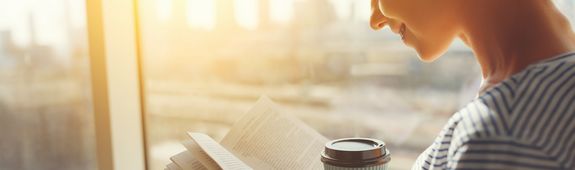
[459,0,575,94]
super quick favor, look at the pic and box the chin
[414,47,440,62]
[413,42,448,62]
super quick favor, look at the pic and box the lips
[390,23,400,34]
[399,24,406,41]
[390,23,406,40]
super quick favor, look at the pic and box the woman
[370,0,575,169]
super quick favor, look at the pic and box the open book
[165,96,329,170]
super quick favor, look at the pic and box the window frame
[86,0,147,169]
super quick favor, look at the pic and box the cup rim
[321,138,391,167]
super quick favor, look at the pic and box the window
[0,0,96,169]
[137,0,575,169]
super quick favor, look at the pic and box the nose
[370,1,388,30]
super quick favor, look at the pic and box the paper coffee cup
[321,138,390,170]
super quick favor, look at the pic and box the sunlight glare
[186,0,215,30]
[156,0,172,21]
[234,0,258,30]
[353,0,370,21]
[270,0,293,24]
[329,0,352,20]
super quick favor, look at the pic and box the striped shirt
[412,52,575,170]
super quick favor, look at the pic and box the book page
[166,163,183,170]
[170,149,207,170]
[188,133,253,170]
[220,96,329,170]
[182,139,221,170]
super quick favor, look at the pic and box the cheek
[378,0,459,61]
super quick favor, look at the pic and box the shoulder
[509,52,575,105]
[447,135,562,170]
[412,96,564,170]
[450,96,510,143]
[445,101,561,169]
[447,53,575,169]
[472,53,575,137]
[454,52,575,145]
[410,100,509,169]
[412,53,575,170]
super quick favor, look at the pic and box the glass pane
[0,0,96,169]
[139,0,575,169]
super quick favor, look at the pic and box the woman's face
[370,0,461,61]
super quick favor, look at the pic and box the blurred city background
[0,0,573,170]
[0,0,94,169]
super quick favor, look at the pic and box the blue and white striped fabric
[412,52,575,170]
